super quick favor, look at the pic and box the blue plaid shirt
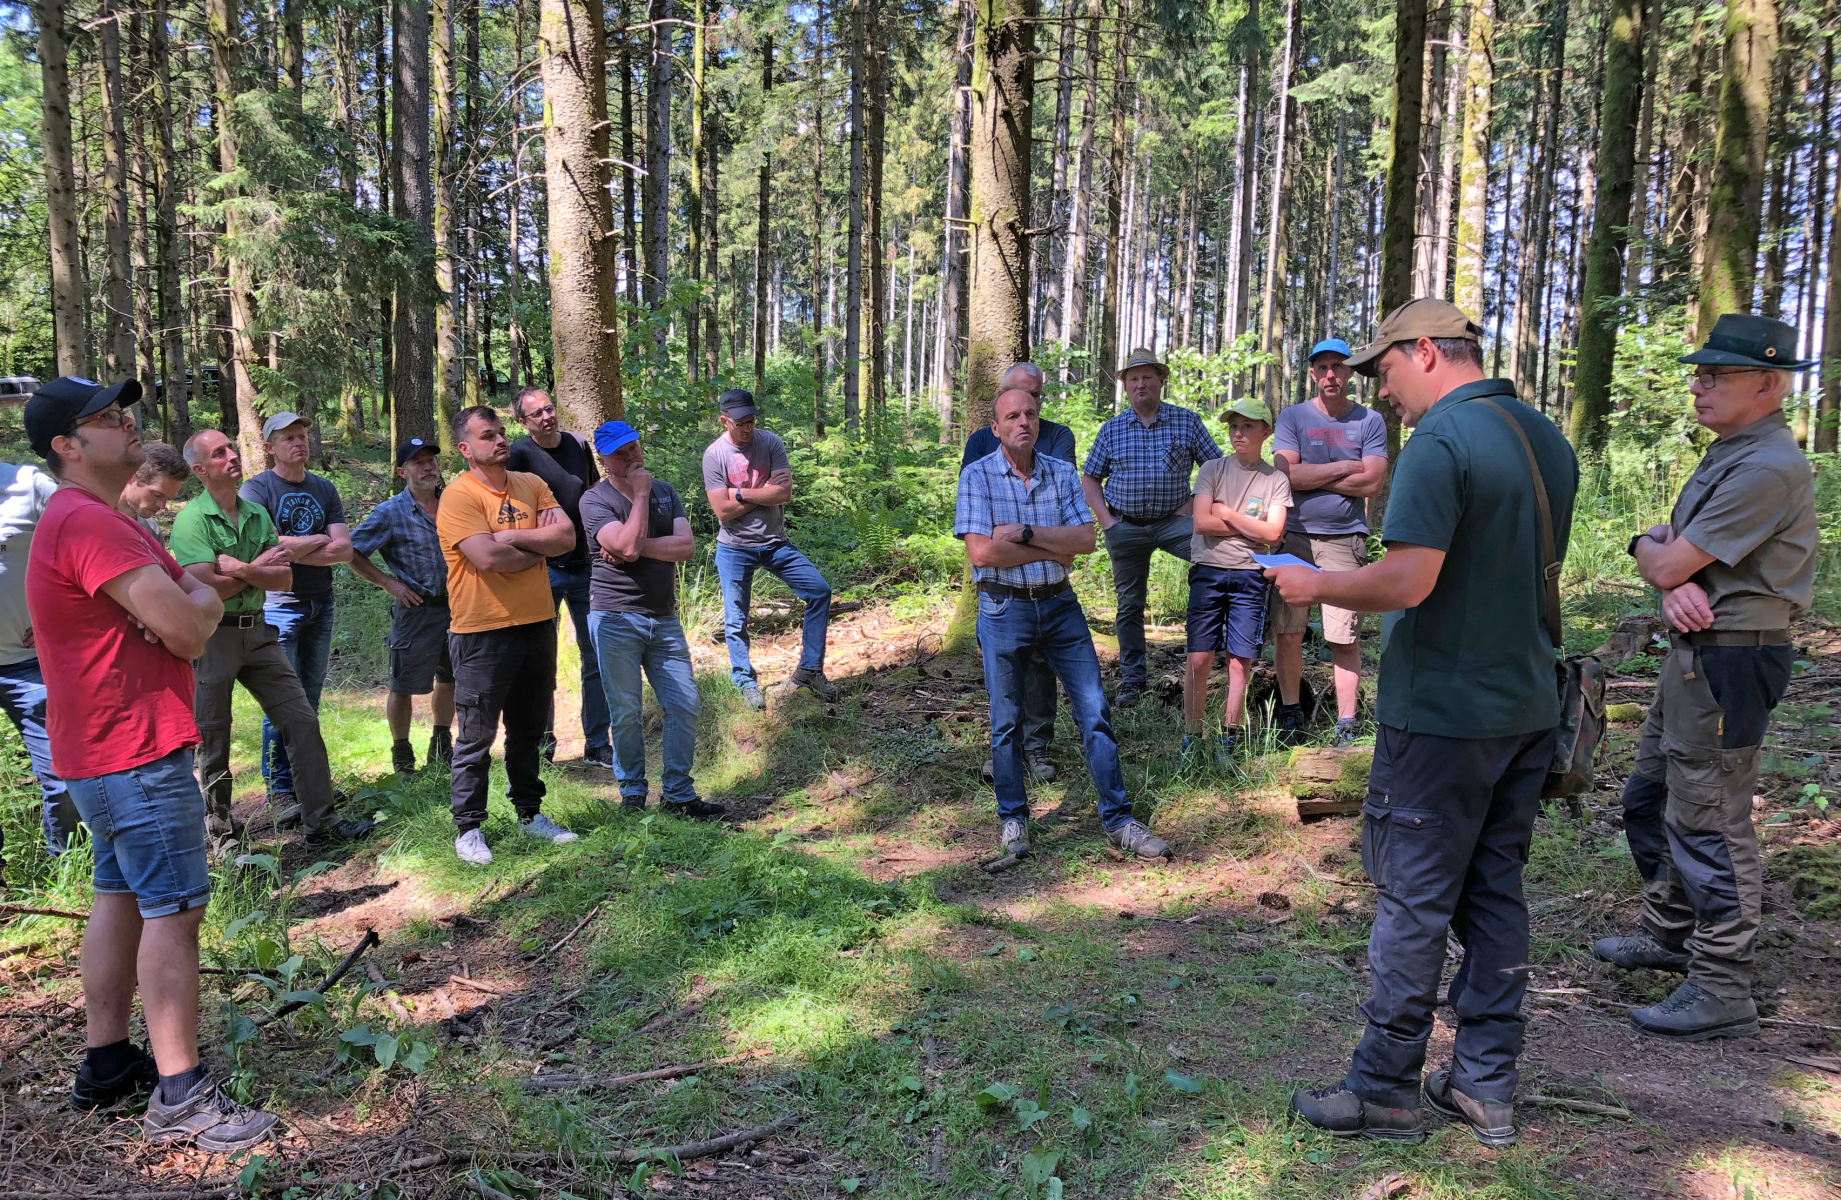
[350,487,447,599]
[1081,402,1222,519]
[955,448,1095,588]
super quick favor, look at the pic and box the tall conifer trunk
[753,35,773,392]
[966,0,1036,434]
[433,0,463,433]
[39,0,84,376]
[100,0,137,380]
[208,0,267,467]
[152,0,189,440]
[391,0,438,445]
[1697,0,1777,334]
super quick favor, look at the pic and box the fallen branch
[365,961,413,1023]
[1760,1016,1841,1033]
[619,1113,803,1163]
[467,1178,517,1200]
[448,974,522,996]
[255,929,379,1026]
[979,854,1026,874]
[0,904,89,922]
[530,904,601,964]
[0,941,45,960]
[1524,1094,1632,1119]
[525,1048,771,1092]
[1785,1055,1841,1075]
[1295,855,1376,890]
[635,1003,701,1035]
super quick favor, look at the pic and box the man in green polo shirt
[170,430,371,852]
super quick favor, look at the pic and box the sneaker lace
[1301,1082,1348,1101]
[1654,984,1706,1014]
[209,1084,259,1124]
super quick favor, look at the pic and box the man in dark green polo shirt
[170,430,371,852]
[1267,300,1578,1150]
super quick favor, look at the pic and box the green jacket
[169,488,281,614]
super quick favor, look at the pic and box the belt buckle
[238,613,258,629]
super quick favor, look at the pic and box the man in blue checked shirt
[349,438,454,775]
[1081,348,1222,707]
[957,387,1171,863]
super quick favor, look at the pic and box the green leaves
[1163,1069,1204,1094]
[974,1082,1018,1112]
[338,1023,434,1074]
[1020,1147,1061,1195]
[222,909,268,942]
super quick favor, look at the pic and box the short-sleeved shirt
[0,462,59,666]
[438,470,561,634]
[239,470,346,602]
[1375,378,1579,739]
[961,420,1078,470]
[1190,456,1293,570]
[506,433,599,570]
[1272,399,1389,535]
[26,487,201,779]
[1670,410,1816,629]
[579,479,688,617]
[1081,402,1222,520]
[350,486,448,599]
[702,429,792,547]
[169,489,282,614]
[954,449,1095,588]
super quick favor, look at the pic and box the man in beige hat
[1080,348,1222,707]
[1272,299,1578,1150]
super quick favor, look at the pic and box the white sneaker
[520,813,578,844]
[455,828,494,865]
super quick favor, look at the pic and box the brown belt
[1675,629,1790,647]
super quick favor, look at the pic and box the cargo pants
[1620,635,1792,1000]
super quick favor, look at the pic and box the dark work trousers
[1621,640,1791,1000]
[449,619,557,834]
[1100,515,1194,686]
[1345,722,1556,1109]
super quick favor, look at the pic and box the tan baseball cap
[1344,299,1485,377]
[1112,348,1169,381]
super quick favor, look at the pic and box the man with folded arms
[25,376,278,1149]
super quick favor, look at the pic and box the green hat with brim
[1221,398,1274,425]
[1112,348,1170,381]
[1678,313,1815,370]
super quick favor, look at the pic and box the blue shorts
[66,748,212,919]
[1186,564,1269,659]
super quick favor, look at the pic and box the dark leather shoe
[1424,1066,1516,1147]
[1289,1082,1425,1143]
[1593,932,1690,972]
[305,818,377,847]
[663,797,728,822]
[70,1044,156,1111]
[390,742,416,776]
[1630,982,1759,1041]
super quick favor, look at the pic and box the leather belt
[978,580,1071,601]
[1109,507,1176,527]
[220,612,264,629]
[1676,629,1790,647]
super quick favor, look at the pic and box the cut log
[1288,747,1372,818]
[1591,614,1666,665]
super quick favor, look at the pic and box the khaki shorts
[1269,530,1368,644]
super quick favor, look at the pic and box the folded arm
[103,564,225,661]
[491,506,576,557]
[1633,525,1716,591]
[284,522,353,566]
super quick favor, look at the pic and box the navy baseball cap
[25,376,142,456]
[1308,338,1353,362]
[717,388,758,419]
[592,420,639,455]
[394,436,437,466]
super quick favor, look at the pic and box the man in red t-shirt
[24,377,278,1151]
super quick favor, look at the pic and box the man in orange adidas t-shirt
[437,405,578,865]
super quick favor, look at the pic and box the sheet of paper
[1250,552,1321,572]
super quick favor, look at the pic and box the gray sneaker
[520,813,579,843]
[1423,1066,1516,1147]
[142,1073,280,1153]
[1630,981,1760,1041]
[1106,820,1171,860]
[999,819,1030,858]
[791,667,840,701]
[740,682,766,710]
[1593,932,1690,972]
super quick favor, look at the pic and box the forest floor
[2,594,1839,1200]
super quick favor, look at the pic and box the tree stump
[1288,747,1373,818]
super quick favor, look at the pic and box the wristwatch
[1020,524,1035,546]
[1626,531,1659,558]
[733,487,744,504]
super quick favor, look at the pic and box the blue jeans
[66,748,212,919]
[261,594,335,796]
[0,658,76,855]
[715,540,832,687]
[976,588,1131,830]
[550,564,611,752]
[590,611,701,804]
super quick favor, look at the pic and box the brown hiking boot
[1288,1082,1425,1143]
[1423,1067,1517,1147]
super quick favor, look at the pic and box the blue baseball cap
[1307,338,1353,363]
[592,420,640,456]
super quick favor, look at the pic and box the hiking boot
[1629,982,1759,1041]
[981,753,1057,783]
[740,682,766,710]
[791,667,840,701]
[663,797,729,821]
[1214,733,1239,769]
[620,794,648,811]
[390,740,416,776]
[305,818,376,848]
[272,794,303,828]
[1274,703,1309,748]
[142,1072,280,1153]
[582,745,615,769]
[455,828,493,865]
[999,818,1030,858]
[1106,820,1171,860]
[1288,1082,1425,1143]
[1332,718,1360,748]
[1114,683,1143,709]
[426,727,453,767]
[520,813,579,844]
[70,1044,156,1111]
[1423,1067,1517,1147]
[1179,735,1207,764]
[1594,932,1691,973]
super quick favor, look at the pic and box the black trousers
[1345,722,1555,1108]
[449,620,556,833]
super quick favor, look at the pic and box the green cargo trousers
[194,616,337,838]
[1621,634,1792,1000]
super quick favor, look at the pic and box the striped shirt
[954,448,1095,588]
[350,486,447,599]
[1081,402,1221,519]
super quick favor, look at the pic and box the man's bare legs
[386,682,455,740]
[1182,651,1213,734]
[82,894,204,1074]
[1277,632,1362,721]
[82,893,143,1049]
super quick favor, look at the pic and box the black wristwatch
[1020,524,1035,546]
[1626,531,1659,558]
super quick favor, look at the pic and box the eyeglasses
[1688,368,1765,390]
[69,406,130,432]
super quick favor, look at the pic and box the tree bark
[1697,0,1777,335]
[1096,0,1130,410]
[1375,0,1428,512]
[1624,0,1662,296]
[753,34,773,392]
[643,0,672,313]
[844,0,866,431]
[620,1,639,312]
[433,0,463,434]
[703,83,720,383]
[99,0,137,380]
[936,0,974,433]
[966,0,1037,435]
[208,0,267,468]
[811,1,829,437]
[1757,44,1792,320]
[375,3,393,422]
[38,0,85,378]
[1258,0,1299,403]
[865,0,888,418]
[152,0,189,441]
[392,0,438,446]
[1043,2,1077,344]
[1059,0,1098,365]
[688,0,707,380]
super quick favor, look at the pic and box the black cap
[718,388,758,419]
[1679,313,1815,370]
[25,376,143,456]
[394,436,438,467]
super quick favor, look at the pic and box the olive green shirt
[1671,410,1816,630]
[168,488,281,614]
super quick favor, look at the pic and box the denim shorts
[1186,564,1270,659]
[66,747,212,919]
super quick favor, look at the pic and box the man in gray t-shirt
[701,389,835,709]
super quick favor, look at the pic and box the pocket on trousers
[1360,795,1447,898]
[977,592,1009,619]
[1660,731,1734,833]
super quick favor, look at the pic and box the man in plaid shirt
[1080,348,1222,706]
[957,387,1170,863]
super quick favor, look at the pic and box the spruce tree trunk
[375,4,393,421]
[1757,46,1792,320]
[1570,0,1646,456]
[1059,0,1098,362]
[1822,33,1841,453]
[38,0,84,377]
[703,99,720,382]
[936,0,974,432]
[753,34,773,393]
[540,0,624,429]
[688,0,706,381]
[1624,0,1661,296]
[208,0,267,468]
[99,0,136,380]
[643,0,672,313]
[844,0,866,430]
[1258,0,1299,403]
[811,3,828,437]
[865,0,888,418]
[620,2,639,312]
[1430,7,1464,300]
[433,0,463,434]
[1697,0,1777,335]
[1043,4,1077,343]
[1375,0,1428,512]
[1096,0,1129,410]
[966,0,1036,435]
[152,0,189,441]
[391,0,438,446]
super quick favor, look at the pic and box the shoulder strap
[1472,397,1563,651]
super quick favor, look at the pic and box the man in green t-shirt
[170,430,371,852]
[1268,300,1578,1151]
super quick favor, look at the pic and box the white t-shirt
[0,462,60,666]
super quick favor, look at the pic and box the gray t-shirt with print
[701,429,791,547]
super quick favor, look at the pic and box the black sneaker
[390,741,417,776]
[1423,1066,1517,1147]
[663,797,728,822]
[305,818,377,847]
[1289,1082,1425,1143]
[582,745,615,769]
[272,794,303,828]
[71,1044,157,1111]
[620,795,647,811]
[142,1072,280,1153]
[426,727,454,767]
[1274,703,1309,747]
